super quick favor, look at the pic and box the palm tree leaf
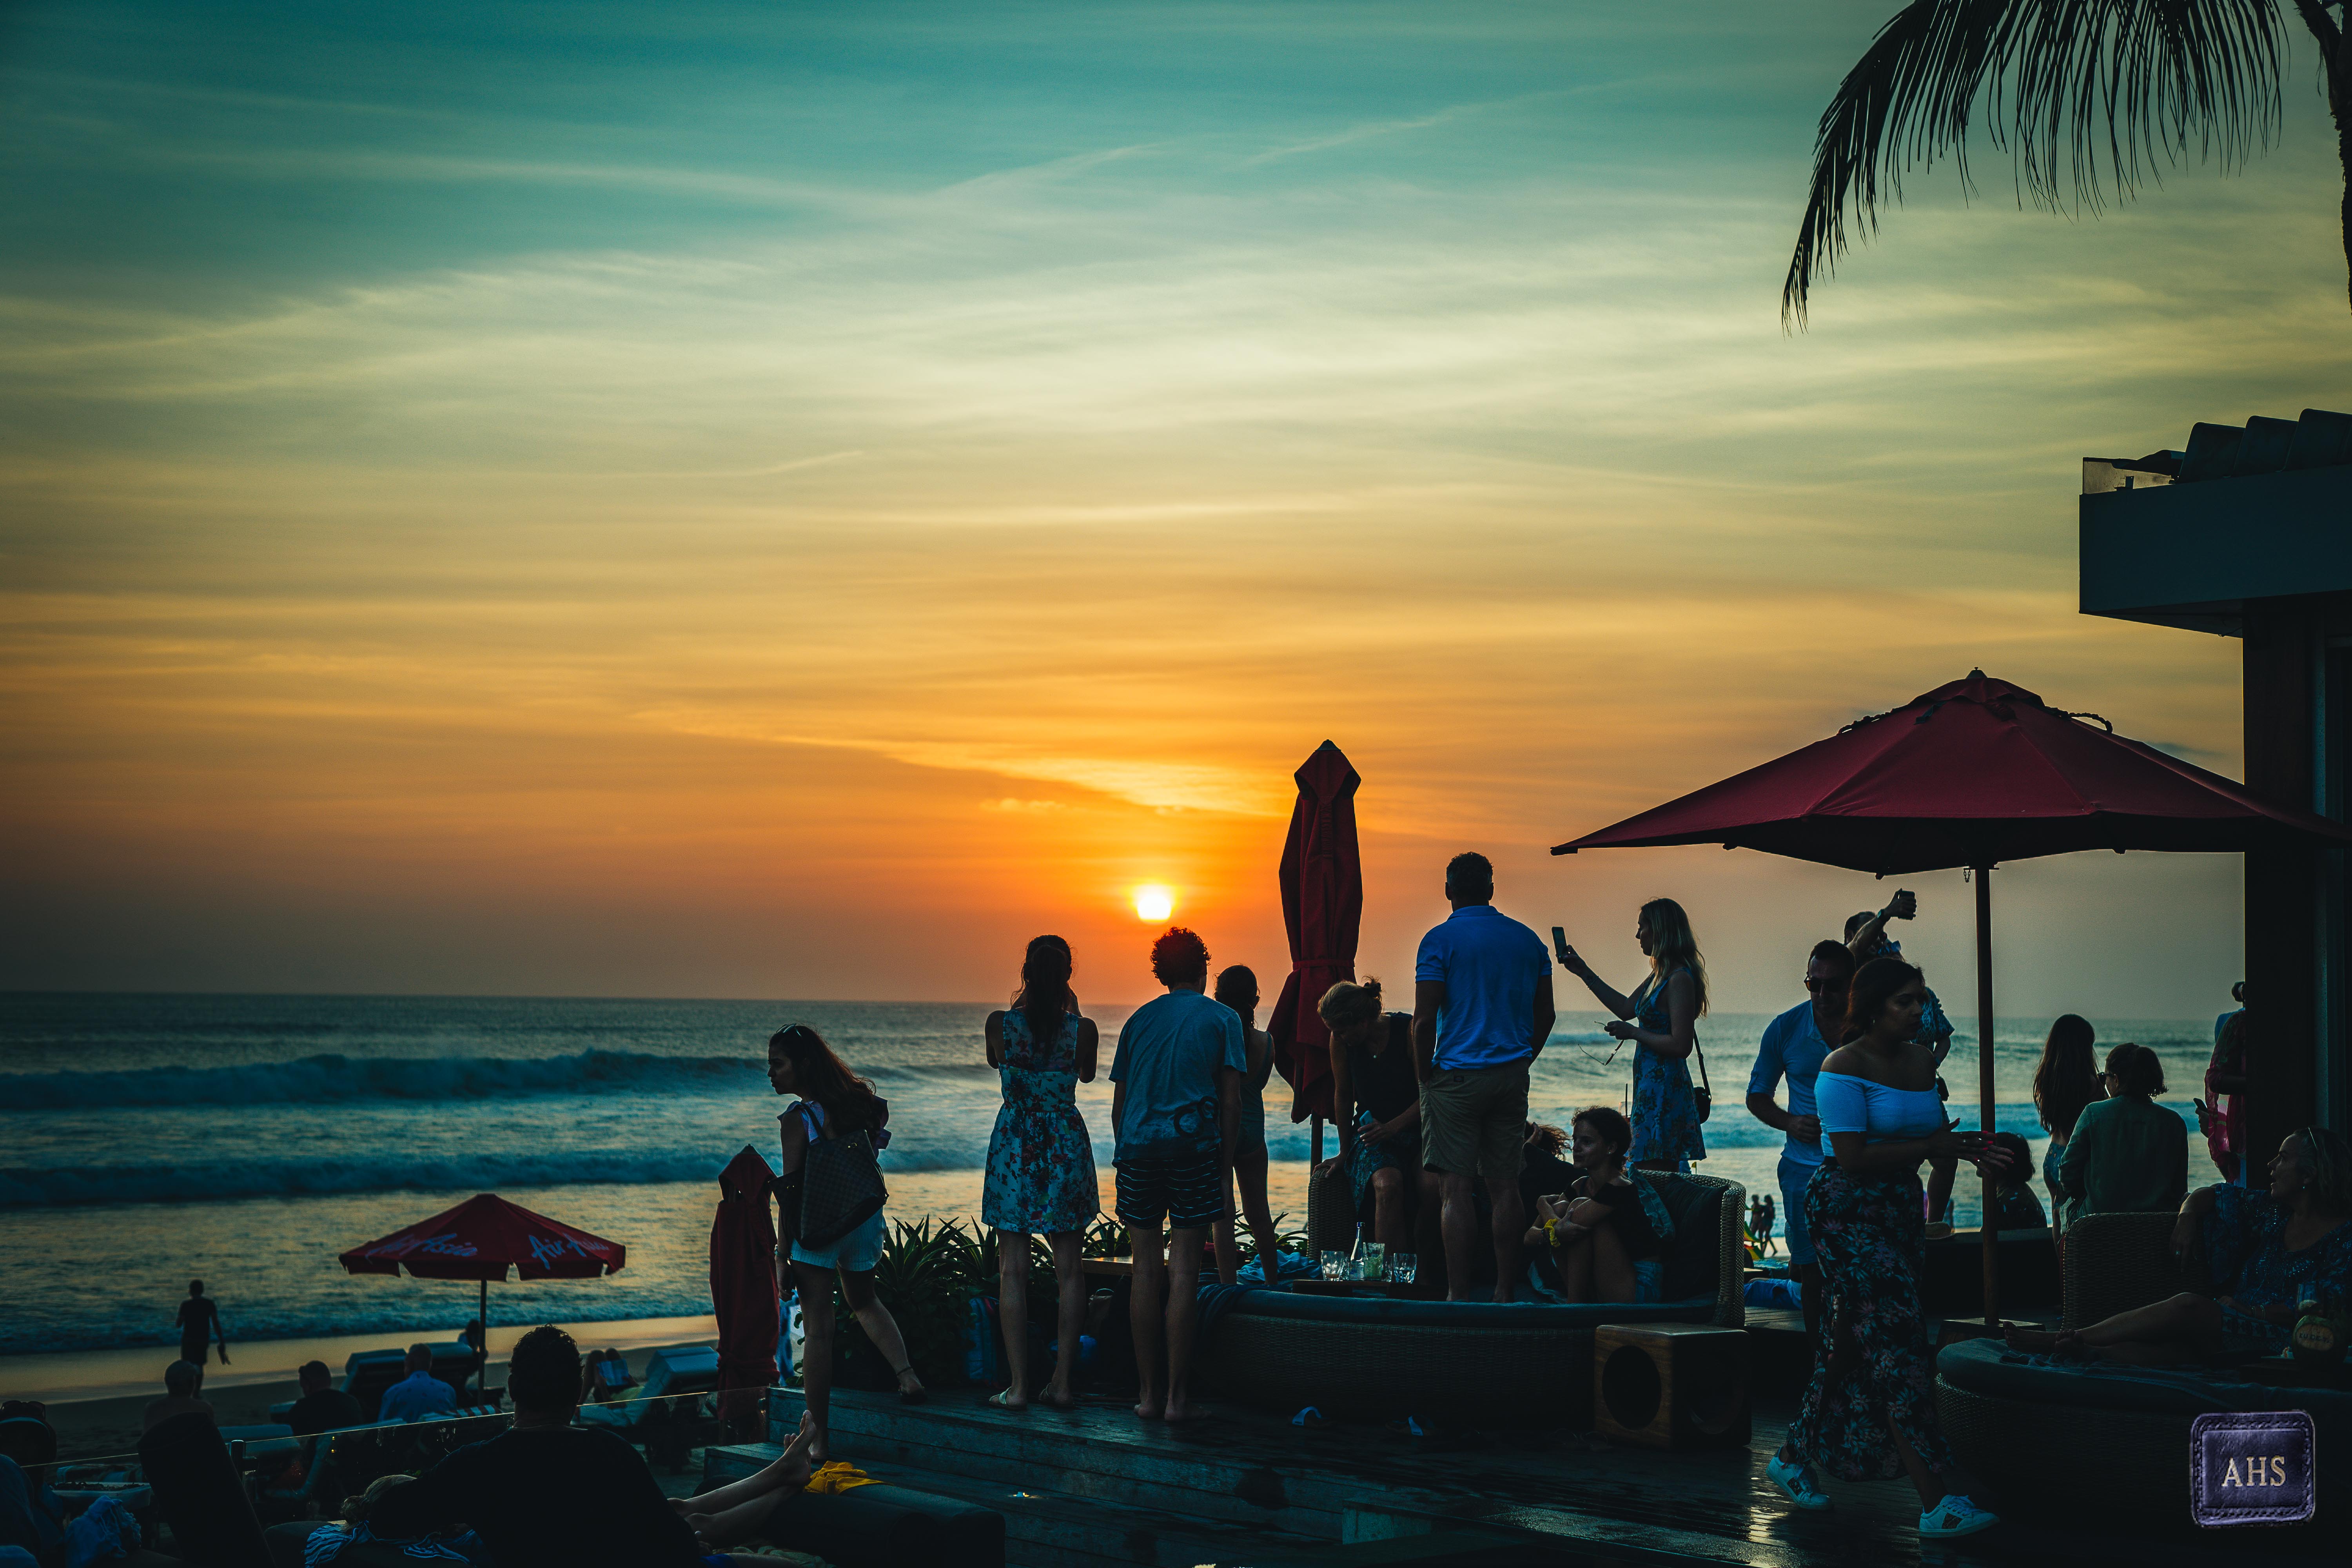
[1784,0,2290,326]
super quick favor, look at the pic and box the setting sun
[1132,885,1176,922]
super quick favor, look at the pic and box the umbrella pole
[1975,865,2000,1330]
[478,1278,488,1401]
[1311,1114,1323,1166]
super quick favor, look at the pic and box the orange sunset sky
[5,2,2350,1015]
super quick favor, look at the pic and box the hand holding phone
[1551,926,1573,968]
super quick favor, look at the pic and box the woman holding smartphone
[1557,899,1707,1172]
[1765,957,2011,1541]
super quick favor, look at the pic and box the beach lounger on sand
[577,1346,722,1470]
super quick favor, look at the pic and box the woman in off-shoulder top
[1766,957,2013,1543]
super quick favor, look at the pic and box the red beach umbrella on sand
[340,1192,626,1396]
[709,1146,780,1436]
[1268,740,1363,1131]
[1554,670,2352,1321]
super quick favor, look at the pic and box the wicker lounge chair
[1209,1171,1744,1426]
[2060,1209,2187,1328]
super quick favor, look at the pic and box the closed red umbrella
[1554,671,2352,1321]
[1268,740,1363,1133]
[340,1192,626,1397]
[710,1145,780,1437]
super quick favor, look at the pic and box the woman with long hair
[2013,1125,2352,1364]
[769,1022,923,1462]
[1524,1106,1670,1304]
[2032,1014,2104,1229]
[1767,956,2011,1541]
[980,935,1100,1410]
[1559,898,1708,1172]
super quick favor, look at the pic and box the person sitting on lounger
[141,1361,214,1434]
[377,1344,457,1423]
[1524,1106,1667,1303]
[666,1410,821,1549]
[368,1325,738,1568]
[2006,1126,2352,1362]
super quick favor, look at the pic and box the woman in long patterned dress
[1768,957,2009,1541]
[1560,898,1707,1172]
[981,935,1100,1409]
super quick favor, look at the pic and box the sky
[4,1,2349,1014]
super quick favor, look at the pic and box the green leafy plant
[826,1217,991,1388]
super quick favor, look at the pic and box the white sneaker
[1919,1494,2000,1538]
[1766,1451,1833,1511]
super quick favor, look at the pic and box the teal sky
[4,2,2349,1009]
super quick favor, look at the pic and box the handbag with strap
[1692,1033,1712,1123]
[795,1102,889,1248]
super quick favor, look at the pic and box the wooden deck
[710,1370,2339,1568]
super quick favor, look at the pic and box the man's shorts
[1777,1152,1820,1268]
[1116,1147,1223,1232]
[1418,1059,1530,1186]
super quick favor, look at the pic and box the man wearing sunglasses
[1745,939,1857,1343]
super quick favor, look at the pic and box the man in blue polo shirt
[1745,938,1855,1343]
[1413,852,1553,1302]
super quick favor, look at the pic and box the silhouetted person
[377,1344,456,1423]
[287,1360,363,1436]
[174,1280,228,1377]
[369,1325,725,1566]
[142,1361,214,1434]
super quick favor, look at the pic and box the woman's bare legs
[1586,1222,1636,1303]
[675,1412,817,1519]
[1042,1230,1084,1408]
[996,1230,1033,1406]
[1232,1137,1279,1279]
[791,1263,839,1462]
[1555,1233,1593,1301]
[2004,1292,2222,1359]
[1370,1167,1410,1250]
[839,1265,924,1400]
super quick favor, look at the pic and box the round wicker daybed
[1935,1336,2351,1534]
[1203,1171,1746,1426]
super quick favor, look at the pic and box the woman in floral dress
[1768,957,2011,1542]
[1561,898,1707,1171]
[982,934,1100,1409]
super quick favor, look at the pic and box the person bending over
[2008,1127,2352,1363]
[1525,1107,1666,1303]
[1315,979,1422,1252]
[370,1324,737,1568]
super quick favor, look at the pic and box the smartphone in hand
[1551,926,1570,966]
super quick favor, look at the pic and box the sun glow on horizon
[1132,885,1176,922]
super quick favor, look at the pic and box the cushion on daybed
[1935,1336,2352,1430]
[762,1481,1005,1568]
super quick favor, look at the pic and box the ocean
[0,993,2218,1359]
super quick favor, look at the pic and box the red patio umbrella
[340,1192,627,1397]
[1554,671,2352,1321]
[709,1146,780,1436]
[1267,741,1363,1144]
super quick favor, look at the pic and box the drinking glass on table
[1360,1242,1386,1282]
[1320,1250,1345,1281]
[1389,1254,1417,1285]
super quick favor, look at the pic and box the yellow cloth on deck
[804,1461,882,1495]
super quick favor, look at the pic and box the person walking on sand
[1112,927,1245,1423]
[1210,965,1282,1286]
[769,1023,925,1463]
[1765,956,2011,1542]
[1559,898,1706,1174]
[1414,853,1554,1302]
[980,935,1100,1410]
[1745,938,1856,1344]
[174,1280,228,1379]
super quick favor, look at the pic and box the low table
[2228,1356,2352,1392]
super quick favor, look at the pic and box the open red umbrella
[340,1192,627,1396]
[1554,671,2352,1321]
[709,1146,779,1436]
[1267,741,1363,1139]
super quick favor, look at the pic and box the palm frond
[1784,0,2290,327]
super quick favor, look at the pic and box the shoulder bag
[796,1103,889,1248]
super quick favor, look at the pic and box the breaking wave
[0,1051,759,1110]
